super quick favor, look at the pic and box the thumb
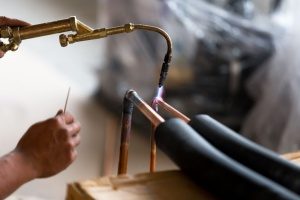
[55,109,63,116]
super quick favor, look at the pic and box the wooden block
[282,151,300,166]
[66,152,300,200]
[66,170,215,200]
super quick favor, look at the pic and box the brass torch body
[18,18,77,40]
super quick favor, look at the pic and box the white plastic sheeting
[242,0,300,153]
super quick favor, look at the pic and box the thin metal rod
[63,87,71,114]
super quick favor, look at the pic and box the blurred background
[1,0,300,199]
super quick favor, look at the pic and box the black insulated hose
[189,115,300,195]
[155,119,300,200]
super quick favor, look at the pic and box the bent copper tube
[125,90,165,127]
[155,98,190,123]
[117,90,164,175]
[118,89,192,175]
[149,95,190,172]
[118,90,189,175]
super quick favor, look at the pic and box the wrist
[0,150,39,199]
[10,149,40,180]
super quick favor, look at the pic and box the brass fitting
[58,23,135,47]
[0,26,13,38]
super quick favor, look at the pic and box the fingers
[53,111,81,147]
[0,16,31,26]
[71,134,81,147]
[64,112,75,124]
[55,110,74,124]
[70,149,78,163]
[55,109,63,116]
[68,134,80,164]
[66,121,81,137]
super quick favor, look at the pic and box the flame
[151,86,164,111]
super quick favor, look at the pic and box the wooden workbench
[66,170,215,200]
[66,151,300,200]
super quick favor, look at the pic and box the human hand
[0,16,30,58]
[15,110,81,178]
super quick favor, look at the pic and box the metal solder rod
[63,87,71,114]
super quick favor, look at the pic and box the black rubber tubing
[155,118,300,200]
[189,115,300,195]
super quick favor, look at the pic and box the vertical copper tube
[150,100,158,173]
[117,96,134,175]
[149,129,157,173]
[149,87,161,173]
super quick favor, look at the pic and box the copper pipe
[156,98,190,123]
[149,128,157,173]
[150,101,158,173]
[149,88,161,173]
[126,90,165,127]
[117,96,134,175]
[117,90,190,175]
[148,86,189,172]
[148,98,189,172]
[117,90,165,175]
[281,151,300,160]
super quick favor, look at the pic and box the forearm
[0,150,37,199]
